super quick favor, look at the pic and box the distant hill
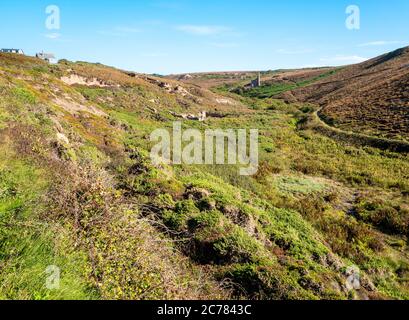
[166,71,261,89]
[167,68,335,90]
[290,46,409,141]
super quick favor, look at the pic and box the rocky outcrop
[61,74,115,88]
[169,111,207,121]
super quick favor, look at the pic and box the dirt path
[308,108,409,153]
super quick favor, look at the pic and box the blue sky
[1,0,408,74]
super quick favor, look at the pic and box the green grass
[271,175,327,196]
[0,150,98,300]
[11,87,37,105]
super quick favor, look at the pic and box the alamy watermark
[150,122,259,176]
[45,5,61,39]
[346,5,360,30]
[45,265,60,290]
[345,265,361,291]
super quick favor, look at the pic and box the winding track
[309,107,409,153]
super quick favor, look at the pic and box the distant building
[250,72,261,88]
[36,52,56,63]
[179,74,193,80]
[1,48,24,54]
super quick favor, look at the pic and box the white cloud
[98,26,142,37]
[276,48,314,55]
[153,2,182,10]
[43,33,72,43]
[45,33,61,39]
[209,42,240,48]
[176,25,231,36]
[320,55,368,64]
[98,30,125,37]
[300,64,320,69]
[140,52,168,57]
[358,40,403,47]
[115,26,142,33]
[142,19,164,26]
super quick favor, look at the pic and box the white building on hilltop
[1,49,25,54]
[36,52,56,63]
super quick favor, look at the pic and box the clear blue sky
[1,0,408,74]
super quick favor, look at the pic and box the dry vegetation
[290,47,409,141]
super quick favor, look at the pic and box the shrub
[222,263,307,300]
[12,87,37,104]
[356,200,409,235]
[317,214,384,263]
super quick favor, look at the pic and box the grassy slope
[0,54,408,300]
[290,46,409,141]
